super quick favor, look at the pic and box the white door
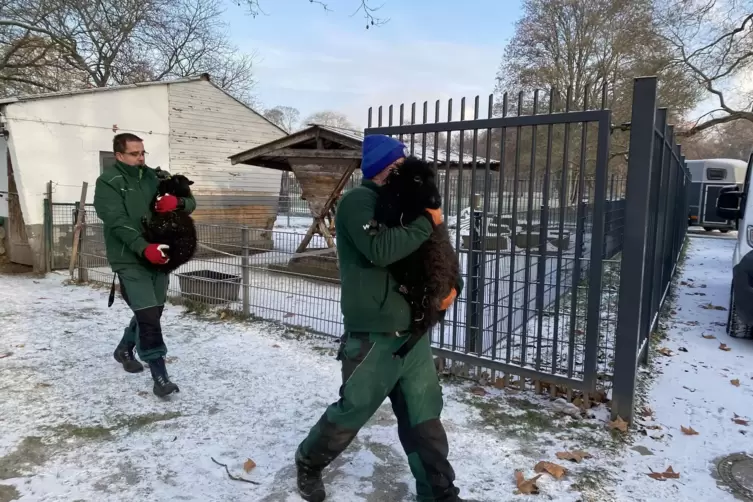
[0,135,8,218]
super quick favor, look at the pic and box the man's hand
[425,208,443,226]
[439,288,457,310]
[154,195,179,213]
[144,244,170,265]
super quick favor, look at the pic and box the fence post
[611,77,658,423]
[241,227,250,318]
[468,193,483,354]
[44,181,52,272]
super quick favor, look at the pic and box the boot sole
[153,384,180,398]
[297,487,325,502]
[113,353,144,373]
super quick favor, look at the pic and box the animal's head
[384,156,441,210]
[158,174,194,198]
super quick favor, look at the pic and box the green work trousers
[116,266,169,362]
[297,332,460,502]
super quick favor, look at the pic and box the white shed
[0,74,287,270]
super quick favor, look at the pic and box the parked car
[715,151,753,338]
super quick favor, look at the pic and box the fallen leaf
[731,379,741,387]
[34,382,52,388]
[608,416,629,432]
[137,390,149,397]
[219,311,227,320]
[15,344,24,348]
[494,378,506,389]
[658,347,673,357]
[0,352,12,359]
[681,425,699,436]
[647,466,681,481]
[556,450,592,463]
[640,406,654,418]
[470,386,487,396]
[243,458,256,472]
[701,303,727,311]
[514,471,542,495]
[702,334,716,339]
[662,466,680,479]
[272,344,280,348]
[733,418,749,426]
[534,461,567,479]
[719,343,732,352]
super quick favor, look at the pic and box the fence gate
[364,88,615,393]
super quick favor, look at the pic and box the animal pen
[47,77,689,423]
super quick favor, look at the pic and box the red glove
[144,244,170,265]
[154,195,179,213]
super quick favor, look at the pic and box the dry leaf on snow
[243,458,256,472]
[514,471,542,495]
[0,352,13,359]
[470,386,487,396]
[731,379,741,387]
[702,334,716,339]
[534,461,567,479]
[733,418,749,426]
[647,466,681,481]
[640,406,654,418]
[681,425,699,436]
[658,347,673,357]
[608,416,629,432]
[719,343,732,352]
[701,303,727,311]
[555,450,592,463]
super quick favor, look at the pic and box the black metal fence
[611,78,691,421]
[46,77,687,423]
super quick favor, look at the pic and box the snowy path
[609,236,753,501]
[0,272,612,502]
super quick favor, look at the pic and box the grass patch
[0,484,20,502]
[458,393,556,440]
[570,466,617,502]
[47,411,182,442]
[0,437,48,480]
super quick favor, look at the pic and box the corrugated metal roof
[0,74,208,106]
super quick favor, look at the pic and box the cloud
[246,20,501,129]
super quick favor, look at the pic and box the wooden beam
[69,182,88,279]
[271,149,361,159]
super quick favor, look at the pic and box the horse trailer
[687,158,747,232]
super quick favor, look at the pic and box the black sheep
[142,172,198,274]
[367,155,461,350]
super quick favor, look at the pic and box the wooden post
[69,182,88,280]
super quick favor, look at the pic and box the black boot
[148,357,179,397]
[295,449,326,502]
[113,343,144,373]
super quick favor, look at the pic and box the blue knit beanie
[361,135,406,179]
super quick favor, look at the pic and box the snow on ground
[606,236,753,501]
[0,271,626,502]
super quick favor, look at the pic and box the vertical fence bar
[469,193,482,353]
[242,227,250,317]
[582,110,611,390]
[612,77,659,422]
[44,181,52,272]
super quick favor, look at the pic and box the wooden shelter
[229,124,363,254]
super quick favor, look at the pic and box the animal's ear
[188,180,194,185]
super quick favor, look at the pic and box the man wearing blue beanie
[294,134,468,502]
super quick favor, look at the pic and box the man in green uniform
[93,133,196,398]
[295,135,469,502]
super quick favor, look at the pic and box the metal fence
[611,78,691,421]
[47,77,687,423]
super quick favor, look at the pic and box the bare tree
[264,105,300,133]
[239,0,388,28]
[0,0,257,103]
[658,0,753,136]
[303,110,354,129]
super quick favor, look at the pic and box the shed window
[99,151,116,173]
[706,167,727,181]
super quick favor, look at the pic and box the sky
[222,0,522,129]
